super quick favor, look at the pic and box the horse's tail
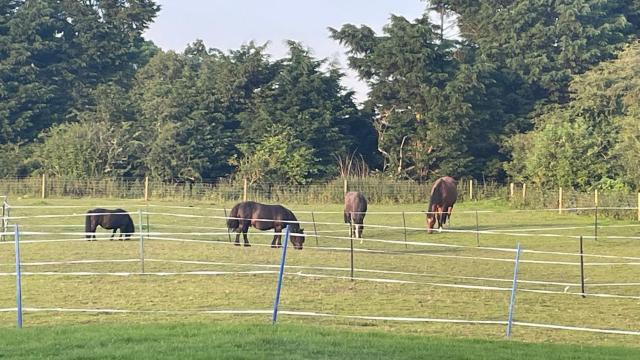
[125,215,135,238]
[227,204,240,230]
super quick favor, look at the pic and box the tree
[506,42,640,188]
[442,0,640,103]
[236,41,372,179]
[0,0,159,143]
[34,120,143,178]
[231,124,317,185]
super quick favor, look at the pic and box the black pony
[85,208,135,240]
[226,201,305,249]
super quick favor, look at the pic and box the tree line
[1,0,639,190]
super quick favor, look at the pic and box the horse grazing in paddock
[344,191,367,242]
[426,177,458,233]
[85,208,135,240]
[226,201,305,249]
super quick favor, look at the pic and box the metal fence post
[311,211,319,247]
[138,209,144,274]
[579,236,586,298]
[14,225,23,328]
[506,242,522,338]
[272,226,291,324]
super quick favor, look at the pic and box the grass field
[1,196,639,356]
[2,322,640,359]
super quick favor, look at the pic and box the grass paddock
[1,197,639,355]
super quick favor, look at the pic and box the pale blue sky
[143,0,428,103]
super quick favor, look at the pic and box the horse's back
[429,177,458,208]
[345,191,367,222]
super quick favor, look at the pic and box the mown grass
[1,322,639,360]
[0,197,639,350]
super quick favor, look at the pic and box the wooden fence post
[343,178,348,195]
[637,192,640,222]
[469,179,473,200]
[558,187,563,214]
[41,173,46,199]
[594,189,598,208]
[522,183,527,204]
[510,183,515,200]
[243,178,248,202]
[144,176,149,202]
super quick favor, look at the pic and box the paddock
[1,198,639,347]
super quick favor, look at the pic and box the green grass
[1,197,640,351]
[1,321,639,359]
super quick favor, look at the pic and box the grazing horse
[426,177,458,233]
[226,201,305,249]
[85,208,135,240]
[344,191,367,242]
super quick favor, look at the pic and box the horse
[426,177,458,233]
[344,191,367,242]
[85,208,135,240]
[226,201,305,249]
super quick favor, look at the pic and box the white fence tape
[0,306,638,336]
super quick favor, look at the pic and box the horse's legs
[241,222,251,247]
[271,226,282,248]
[110,228,117,240]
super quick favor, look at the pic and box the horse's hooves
[234,242,241,246]
[243,243,251,247]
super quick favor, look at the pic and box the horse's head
[426,207,440,234]
[290,228,305,250]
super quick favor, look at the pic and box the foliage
[34,120,142,178]
[507,42,640,188]
[231,124,317,185]
[0,0,159,143]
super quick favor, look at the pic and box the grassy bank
[1,322,639,359]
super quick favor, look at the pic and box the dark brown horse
[426,177,458,233]
[226,201,305,249]
[344,191,367,241]
[85,208,135,240]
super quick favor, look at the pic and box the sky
[143,0,428,103]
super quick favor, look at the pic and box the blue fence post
[14,224,23,328]
[272,226,291,324]
[506,242,522,338]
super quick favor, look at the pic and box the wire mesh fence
[0,176,638,218]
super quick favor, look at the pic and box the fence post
[522,183,527,204]
[343,178,348,195]
[637,192,640,222]
[506,242,522,338]
[594,204,598,242]
[594,189,598,208]
[469,179,473,200]
[475,210,480,247]
[14,225,23,328]
[243,178,248,202]
[272,226,291,324]
[144,176,149,202]
[1,200,6,242]
[510,183,515,200]
[350,232,354,281]
[41,173,46,199]
[558,187,563,214]
[138,209,144,274]
[402,212,408,249]
[579,236,585,298]
[311,211,319,247]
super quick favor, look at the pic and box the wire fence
[1,203,640,341]
[1,176,639,215]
